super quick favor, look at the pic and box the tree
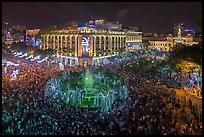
[169,44,202,66]
[175,60,201,73]
[174,60,201,79]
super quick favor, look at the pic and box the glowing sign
[34,38,41,46]
[82,36,90,53]
[184,29,194,32]
[126,42,142,47]
[82,37,89,46]
[95,20,104,25]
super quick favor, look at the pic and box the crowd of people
[108,54,202,135]
[2,48,202,135]
[2,49,79,135]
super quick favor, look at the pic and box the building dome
[185,34,193,42]
[167,34,174,42]
[186,34,192,38]
[167,34,173,38]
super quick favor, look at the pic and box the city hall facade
[40,20,142,66]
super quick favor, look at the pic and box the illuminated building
[40,19,142,66]
[2,23,26,44]
[125,30,143,51]
[148,34,174,52]
[149,24,198,52]
[13,33,25,43]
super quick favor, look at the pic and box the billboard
[82,36,90,57]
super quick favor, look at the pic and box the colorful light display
[2,60,19,67]
[95,19,104,25]
[44,69,128,111]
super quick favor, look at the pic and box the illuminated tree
[175,59,202,80]
[175,60,201,73]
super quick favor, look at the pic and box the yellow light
[29,50,34,54]
[175,60,201,73]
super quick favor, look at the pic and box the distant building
[146,23,198,52]
[149,33,198,52]
[64,20,79,27]
[107,21,122,31]
[12,32,25,43]
[124,28,143,51]
[2,23,26,44]
[12,25,26,32]
[2,22,10,34]
[148,34,174,52]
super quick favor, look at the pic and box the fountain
[44,69,128,111]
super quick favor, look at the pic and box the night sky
[2,2,202,33]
